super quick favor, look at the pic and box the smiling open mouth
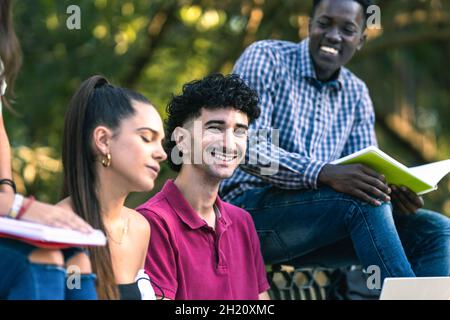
[211,150,238,162]
[320,46,339,56]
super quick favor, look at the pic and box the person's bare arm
[0,192,14,213]
[259,291,270,300]
[26,200,93,232]
[137,213,172,300]
[135,211,151,270]
[0,193,93,232]
[0,124,93,233]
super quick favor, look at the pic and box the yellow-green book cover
[331,146,450,195]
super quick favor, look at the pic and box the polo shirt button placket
[204,227,219,267]
[215,223,228,272]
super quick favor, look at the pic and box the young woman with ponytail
[0,0,97,300]
[58,75,167,300]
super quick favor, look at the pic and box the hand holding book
[0,216,106,248]
[331,146,450,195]
[390,185,424,215]
[21,199,94,233]
[0,193,93,233]
[318,163,424,213]
[0,193,102,248]
[318,162,391,206]
[323,146,450,211]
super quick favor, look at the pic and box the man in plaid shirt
[220,0,450,285]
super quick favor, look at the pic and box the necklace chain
[105,213,129,245]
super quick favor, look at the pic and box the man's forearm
[242,140,327,190]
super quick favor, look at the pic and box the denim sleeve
[233,42,327,190]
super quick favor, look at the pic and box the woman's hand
[21,199,94,233]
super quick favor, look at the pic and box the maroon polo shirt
[136,180,270,300]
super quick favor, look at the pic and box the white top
[135,269,156,300]
[0,59,7,113]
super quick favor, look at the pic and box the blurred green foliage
[4,0,450,215]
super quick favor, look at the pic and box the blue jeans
[230,186,450,282]
[0,239,97,300]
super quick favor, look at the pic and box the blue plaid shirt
[220,38,378,202]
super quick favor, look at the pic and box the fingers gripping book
[331,146,450,195]
[0,217,107,248]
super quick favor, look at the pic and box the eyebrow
[345,21,359,28]
[136,127,162,137]
[204,120,249,130]
[317,14,359,28]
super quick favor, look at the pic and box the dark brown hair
[0,0,22,99]
[165,73,260,172]
[311,0,374,24]
[62,75,149,299]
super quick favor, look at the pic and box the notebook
[331,146,450,195]
[0,216,107,248]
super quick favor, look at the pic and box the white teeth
[320,46,338,55]
[212,151,236,162]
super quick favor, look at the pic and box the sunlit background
[4,0,450,215]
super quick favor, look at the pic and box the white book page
[332,146,411,171]
[408,159,450,187]
[0,217,106,245]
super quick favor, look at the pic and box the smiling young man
[220,0,450,289]
[136,74,270,300]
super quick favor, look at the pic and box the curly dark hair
[312,0,374,23]
[164,73,260,172]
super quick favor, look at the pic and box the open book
[331,146,450,195]
[0,217,107,248]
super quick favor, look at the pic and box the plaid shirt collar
[298,38,344,91]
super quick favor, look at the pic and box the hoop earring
[101,153,112,167]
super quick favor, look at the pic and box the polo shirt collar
[162,179,232,230]
[298,38,344,91]
[214,195,232,228]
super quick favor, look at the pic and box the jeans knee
[28,248,64,266]
[411,210,450,237]
[442,216,450,234]
[439,220,450,249]
[349,199,393,222]
[65,251,92,274]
